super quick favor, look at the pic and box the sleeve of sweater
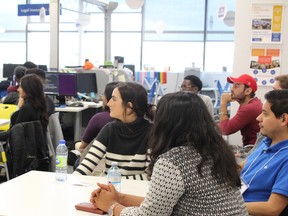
[73,139,107,175]
[220,103,256,135]
[120,157,185,216]
[82,112,106,144]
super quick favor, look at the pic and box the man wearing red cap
[219,74,262,146]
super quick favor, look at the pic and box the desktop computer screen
[3,64,48,78]
[38,65,48,71]
[76,73,97,95]
[3,63,22,78]
[58,73,77,96]
[44,72,59,95]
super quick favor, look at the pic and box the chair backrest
[8,120,50,178]
[0,104,18,131]
[48,112,64,152]
[46,112,64,172]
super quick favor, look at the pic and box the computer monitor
[3,63,22,78]
[38,65,48,71]
[58,73,77,96]
[44,72,59,95]
[76,73,97,95]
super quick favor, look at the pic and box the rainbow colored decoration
[135,71,167,85]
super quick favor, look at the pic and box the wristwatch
[108,203,119,216]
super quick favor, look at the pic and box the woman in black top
[10,74,48,132]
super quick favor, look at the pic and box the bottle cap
[111,161,118,166]
[59,140,66,145]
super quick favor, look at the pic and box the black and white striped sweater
[74,118,152,180]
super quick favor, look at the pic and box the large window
[0,0,235,78]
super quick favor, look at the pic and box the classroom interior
[0,0,236,152]
[0,0,287,165]
[1,1,288,215]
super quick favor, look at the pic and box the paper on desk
[71,181,94,187]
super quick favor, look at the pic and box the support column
[50,0,60,70]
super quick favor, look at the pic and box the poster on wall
[251,4,283,43]
[250,48,281,86]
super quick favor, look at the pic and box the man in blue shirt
[240,90,288,215]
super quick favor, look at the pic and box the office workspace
[0,170,149,216]
[44,72,103,142]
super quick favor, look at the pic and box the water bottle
[107,162,121,192]
[55,140,68,182]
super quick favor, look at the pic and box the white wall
[229,0,288,145]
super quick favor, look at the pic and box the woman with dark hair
[24,68,55,116]
[74,82,155,180]
[10,74,48,132]
[91,92,248,216]
[73,81,120,169]
[77,81,120,151]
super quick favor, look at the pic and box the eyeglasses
[180,84,195,90]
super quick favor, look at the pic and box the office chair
[46,112,64,172]
[0,104,18,131]
[0,104,18,180]
[7,120,50,178]
[0,141,9,180]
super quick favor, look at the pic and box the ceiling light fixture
[39,6,46,23]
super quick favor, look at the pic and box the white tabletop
[65,101,103,109]
[0,171,149,216]
[55,106,88,112]
[0,118,10,126]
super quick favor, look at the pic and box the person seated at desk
[23,61,37,69]
[73,82,155,180]
[6,66,26,94]
[239,90,288,216]
[25,68,55,116]
[240,74,288,159]
[219,74,262,146]
[10,74,48,130]
[3,66,26,105]
[91,92,248,216]
[180,75,214,117]
[73,81,120,169]
[0,73,48,141]
[82,59,94,70]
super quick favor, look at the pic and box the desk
[56,102,103,142]
[0,118,10,126]
[55,106,88,141]
[66,101,103,109]
[0,171,149,216]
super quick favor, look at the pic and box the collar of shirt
[262,137,288,152]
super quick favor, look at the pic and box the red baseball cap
[227,74,257,92]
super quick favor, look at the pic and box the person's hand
[92,183,119,212]
[90,183,111,206]
[221,92,233,103]
[90,188,102,208]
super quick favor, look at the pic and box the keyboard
[67,101,85,107]
[66,101,102,108]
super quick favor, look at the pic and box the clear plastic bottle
[107,162,121,192]
[55,140,68,182]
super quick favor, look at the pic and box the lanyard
[241,146,288,186]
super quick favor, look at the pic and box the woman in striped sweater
[73,82,154,180]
